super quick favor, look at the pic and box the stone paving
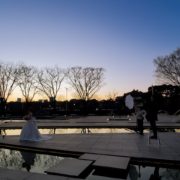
[1,132,180,163]
[0,116,180,179]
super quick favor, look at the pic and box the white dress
[20,117,51,142]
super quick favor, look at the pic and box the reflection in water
[149,166,161,180]
[0,148,180,179]
[161,168,180,179]
[21,151,36,172]
[0,148,63,173]
[5,128,134,135]
[127,165,180,180]
[129,165,138,180]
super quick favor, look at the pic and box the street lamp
[65,88,68,118]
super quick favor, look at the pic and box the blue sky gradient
[0,0,180,98]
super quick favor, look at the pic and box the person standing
[135,105,146,135]
[146,95,158,139]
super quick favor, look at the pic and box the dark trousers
[150,120,157,138]
[137,118,144,134]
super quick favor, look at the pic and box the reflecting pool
[0,148,179,179]
[0,148,63,173]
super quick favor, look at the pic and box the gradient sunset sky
[0,0,180,99]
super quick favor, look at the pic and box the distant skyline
[0,0,180,100]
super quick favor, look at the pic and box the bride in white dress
[20,111,51,141]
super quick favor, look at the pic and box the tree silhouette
[0,62,20,116]
[0,62,20,102]
[37,66,65,109]
[154,48,180,86]
[18,64,39,103]
[66,67,105,101]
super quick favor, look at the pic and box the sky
[0,0,180,99]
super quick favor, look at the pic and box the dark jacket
[145,99,158,122]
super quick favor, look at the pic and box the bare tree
[0,62,20,116]
[18,64,39,103]
[37,66,65,104]
[154,48,180,86]
[0,62,20,102]
[66,67,105,101]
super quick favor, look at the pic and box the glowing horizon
[0,0,180,97]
